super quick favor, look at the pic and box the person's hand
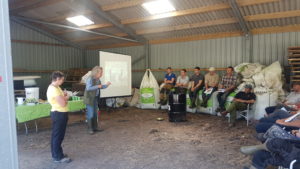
[191,87,195,92]
[106,82,111,86]
[292,130,299,135]
[291,111,298,115]
[64,95,70,101]
[98,84,102,88]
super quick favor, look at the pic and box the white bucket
[25,87,39,100]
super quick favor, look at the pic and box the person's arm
[205,83,209,89]
[213,75,219,88]
[100,82,111,89]
[86,78,100,91]
[55,95,68,107]
[234,99,255,104]
[195,80,203,89]
[175,78,180,87]
[191,81,195,90]
[169,78,175,84]
[276,118,300,128]
[164,77,168,84]
[219,76,224,89]
[204,76,209,89]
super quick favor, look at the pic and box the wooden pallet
[288,46,300,82]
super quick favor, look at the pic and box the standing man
[221,85,256,127]
[201,67,219,107]
[159,67,176,105]
[175,69,189,94]
[47,71,71,163]
[189,67,204,108]
[216,66,237,112]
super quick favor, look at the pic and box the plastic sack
[81,71,91,83]
[234,63,265,79]
[252,61,283,93]
[139,69,160,109]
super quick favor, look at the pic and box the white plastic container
[25,87,39,100]
[253,91,278,120]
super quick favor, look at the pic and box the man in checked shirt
[215,66,237,112]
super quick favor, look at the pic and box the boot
[243,165,257,169]
[87,119,94,135]
[240,143,267,155]
[201,98,208,107]
[92,117,103,132]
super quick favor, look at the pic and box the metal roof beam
[11,16,139,43]
[228,0,250,36]
[73,0,147,44]
[10,16,84,50]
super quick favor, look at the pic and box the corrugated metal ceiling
[8,0,300,48]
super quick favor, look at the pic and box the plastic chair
[278,160,297,169]
[228,104,251,126]
[238,104,251,126]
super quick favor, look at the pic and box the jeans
[86,97,98,120]
[256,110,292,133]
[252,138,300,169]
[201,87,217,104]
[51,111,68,160]
[265,105,294,115]
[217,89,234,109]
[227,101,248,123]
[189,87,201,106]
[256,123,299,134]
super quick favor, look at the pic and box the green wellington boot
[240,143,267,155]
[92,117,103,132]
[87,119,94,135]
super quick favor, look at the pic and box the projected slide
[99,51,132,98]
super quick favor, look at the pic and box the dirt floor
[17,107,261,169]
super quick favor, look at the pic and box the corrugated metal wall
[85,32,300,87]
[252,32,300,66]
[10,21,84,98]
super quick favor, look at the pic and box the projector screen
[99,51,132,98]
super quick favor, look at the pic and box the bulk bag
[140,69,160,109]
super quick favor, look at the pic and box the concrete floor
[17,107,260,169]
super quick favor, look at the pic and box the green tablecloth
[15,100,86,123]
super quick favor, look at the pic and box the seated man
[256,110,300,138]
[216,66,237,112]
[264,82,300,115]
[159,67,176,105]
[241,138,300,169]
[201,67,219,107]
[188,67,204,108]
[175,69,189,94]
[255,108,299,134]
[221,84,256,127]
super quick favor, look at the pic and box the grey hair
[91,66,103,78]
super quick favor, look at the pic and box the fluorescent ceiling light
[142,0,176,15]
[66,15,94,26]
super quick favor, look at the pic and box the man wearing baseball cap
[221,84,256,127]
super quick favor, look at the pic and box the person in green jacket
[83,66,111,134]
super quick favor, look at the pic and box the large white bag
[139,69,160,109]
